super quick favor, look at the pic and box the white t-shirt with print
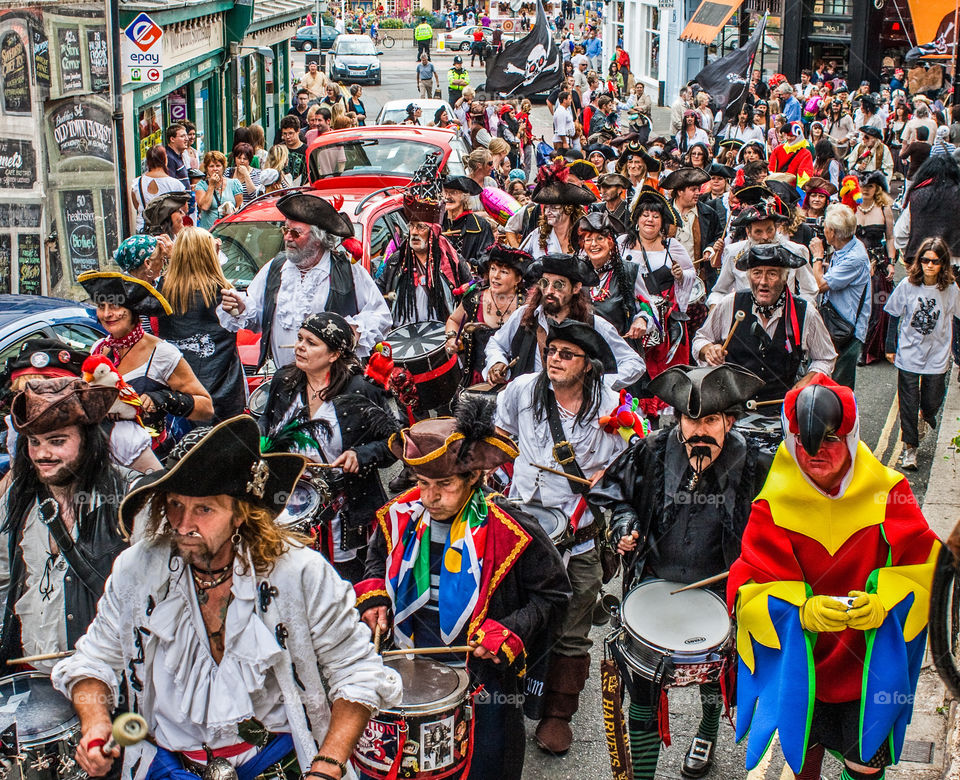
[884,279,960,374]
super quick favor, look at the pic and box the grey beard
[288,239,324,268]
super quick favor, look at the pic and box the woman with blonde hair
[248,124,267,167]
[264,144,292,190]
[155,226,247,420]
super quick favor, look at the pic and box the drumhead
[384,657,470,715]
[734,413,783,435]
[0,672,78,745]
[386,321,446,361]
[276,480,321,528]
[621,580,730,653]
[520,503,566,542]
[247,383,271,418]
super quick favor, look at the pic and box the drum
[455,383,500,408]
[689,276,706,304]
[385,322,462,411]
[275,478,322,535]
[247,382,271,418]
[614,580,733,688]
[518,502,567,545]
[354,657,473,779]
[0,672,84,780]
[734,412,783,457]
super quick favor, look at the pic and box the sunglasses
[536,278,569,291]
[545,346,586,360]
[281,226,304,238]
[920,256,943,265]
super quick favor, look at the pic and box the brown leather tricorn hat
[11,377,118,435]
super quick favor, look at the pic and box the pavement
[288,42,960,777]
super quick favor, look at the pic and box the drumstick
[670,571,729,595]
[6,649,74,665]
[373,624,382,654]
[745,398,784,410]
[721,310,746,351]
[531,463,593,486]
[307,462,336,468]
[382,646,473,657]
[101,713,149,755]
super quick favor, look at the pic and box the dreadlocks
[538,204,586,253]
[393,225,456,325]
[532,357,605,428]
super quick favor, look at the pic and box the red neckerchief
[95,322,145,357]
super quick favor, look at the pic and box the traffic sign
[122,13,164,84]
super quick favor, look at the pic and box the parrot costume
[728,375,940,778]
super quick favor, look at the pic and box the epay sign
[122,13,164,84]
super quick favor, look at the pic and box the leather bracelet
[311,755,346,777]
[301,772,338,780]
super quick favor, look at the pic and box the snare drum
[0,672,84,780]
[734,412,784,457]
[519,503,568,545]
[354,657,473,779]
[385,322,462,411]
[614,580,733,688]
[275,479,322,536]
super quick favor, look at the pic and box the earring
[232,531,242,548]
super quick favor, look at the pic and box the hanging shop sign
[62,190,100,278]
[87,27,110,93]
[51,99,114,162]
[18,234,42,294]
[1,31,31,113]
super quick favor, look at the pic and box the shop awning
[252,0,304,26]
[679,0,746,45]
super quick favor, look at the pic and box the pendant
[196,588,209,606]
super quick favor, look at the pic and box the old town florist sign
[50,97,113,163]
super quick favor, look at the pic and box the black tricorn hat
[276,192,354,237]
[660,166,710,191]
[576,210,625,236]
[545,319,617,373]
[631,186,680,228]
[534,252,601,286]
[568,159,601,182]
[647,364,765,418]
[617,141,661,174]
[478,244,532,275]
[708,163,735,180]
[78,271,173,317]
[532,179,597,205]
[859,125,883,140]
[442,175,483,195]
[735,242,807,271]
[120,415,307,529]
[143,192,190,229]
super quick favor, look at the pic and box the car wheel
[459,41,470,50]
[302,40,313,52]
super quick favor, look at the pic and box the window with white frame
[644,5,660,81]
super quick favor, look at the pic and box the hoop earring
[232,531,242,548]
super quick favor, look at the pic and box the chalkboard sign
[87,28,109,93]
[101,188,119,257]
[18,234,42,295]
[0,235,10,295]
[58,28,83,93]
[33,27,50,90]
[0,138,35,189]
[0,203,42,227]
[1,32,31,113]
[62,190,99,279]
[50,98,113,162]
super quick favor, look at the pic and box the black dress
[857,221,893,365]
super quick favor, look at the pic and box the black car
[291,24,340,52]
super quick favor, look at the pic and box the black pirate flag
[483,0,562,97]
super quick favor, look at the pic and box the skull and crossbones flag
[691,13,767,121]
[483,0,561,97]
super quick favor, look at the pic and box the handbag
[820,283,867,351]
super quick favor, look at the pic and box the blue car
[0,294,105,472]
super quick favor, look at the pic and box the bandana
[752,287,786,320]
[113,235,158,272]
[387,487,488,648]
[98,322,145,356]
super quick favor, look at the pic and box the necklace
[192,566,233,605]
[858,201,876,215]
[306,377,328,400]
[485,291,518,326]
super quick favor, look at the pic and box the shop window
[194,80,209,157]
[249,56,262,125]
[138,102,163,169]
[644,5,660,81]
[812,0,852,15]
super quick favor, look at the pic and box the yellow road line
[873,391,899,460]
[887,439,904,469]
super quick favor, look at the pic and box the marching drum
[734,412,784,457]
[385,322,462,411]
[275,478,323,536]
[519,503,567,545]
[246,382,271,418]
[354,657,473,779]
[613,580,733,688]
[0,672,84,780]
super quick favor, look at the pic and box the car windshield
[337,39,375,55]
[309,138,463,179]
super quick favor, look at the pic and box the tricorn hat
[534,252,601,286]
[735,243,807,271]
[617,141,661,174]
[442,175,483,195]
[11,377,118,435]
[1,339,88,387]
[276,192,354,237]
[478,244,532,275]
[532,159,597,205]
[802,176,838,196]
[388,395,517,478]
[576,210,625,236]
[660,166,710,191]
[568,159,600,182]
[708,163,735,180]
[78,271,173,316]
[597,172,631,190]
[631,186,680,228]
[143,192,190,230]
[119,415,307,529]
[859,125,883,140]
[545,319,616,372]
[647,364,765,418]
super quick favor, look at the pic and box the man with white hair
[810,203,871,390]
[218,192,391,368]
[778,82,802,124]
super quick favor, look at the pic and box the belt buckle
[552,441,575,465]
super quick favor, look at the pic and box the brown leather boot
[534,654,591,755]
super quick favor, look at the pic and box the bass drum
[0,672,85,780]
[354,657,473,779]
[386,322,462,411]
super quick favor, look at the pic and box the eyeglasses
[545,346,586,360]
[921,256,943,265]
[536,278,569,291]
[281,226,304,238]
[580,234,607,245]
[486,161,495,167]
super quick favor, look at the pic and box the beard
[34,457,82,487]
[542,295,565,315]
[171,532,231,569]
[286,236,325,269]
